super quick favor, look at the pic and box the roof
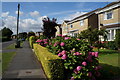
[101,23,120,29]
[71,8,101,21]
[64,20,70,23]
[101,1,120,10]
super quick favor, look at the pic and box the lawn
[94,49,120,79]
[2,52,16,73]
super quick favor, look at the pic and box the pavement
[2,41,47,80]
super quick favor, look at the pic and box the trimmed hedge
[33,44,64,80]
[29,36,36,48]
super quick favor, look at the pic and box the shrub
[33,44,64,80]
[35,35,101,80]
[29,36,36,48]
[115,29,120,49]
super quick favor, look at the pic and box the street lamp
[15,3,20,48]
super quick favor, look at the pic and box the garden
[29,30,120,80]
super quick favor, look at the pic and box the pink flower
[58,53,62,57]
[73,52,82,56]
[61,54,67,59]
[49,43,52,45]
[57,34,62,37]
[88,72,92,77]
[77,38,80,40]
[73,69,78,74]
[82,61,87,66]
[61,50,66,55]
[43,39,48,42]
[36,39,42,42]
[64,37,71,40]
[70,77,74,80]
[60,42,65,46]
[44,42,48,44]
[95,52,98,57]
[76,66,82,71]
[92,52,95,56]
[88,52,92,55]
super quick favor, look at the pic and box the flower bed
[35,34,101,80]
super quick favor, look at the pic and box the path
[2,41,46,80]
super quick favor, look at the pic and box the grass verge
[94,49,120,79]
[2,52,16,72]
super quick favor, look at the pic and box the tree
[115,29,120,49]
[19,32,27,39]
[78,27,108,46]
[27,31,35,38]
[1,27,13,39]
[42,17,59,39]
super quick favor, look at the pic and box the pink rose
[82,61,87,66]
[73,69,78,74]
[36,39,42,42]
[77,38,80,40]
[70,77,74,80]
[88,52,92,55]
[92,52,95,56]
[58,53,62,57]
[57,34,62,37]
[60,42,65,46]
[73,52,82,56]
[88,72,92,77]
[95,66,102,70]
[61,54,67,59]
[44,42,48,44]
[76,66,82,71]
[86,55,93,62]
[61,50,66,55]
[64,37,71,40]
[95,52,98,57]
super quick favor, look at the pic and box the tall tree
[1,27,13,38]
[42,17,59,38]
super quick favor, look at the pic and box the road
[0,39,16,50]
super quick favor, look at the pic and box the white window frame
[80,20,84,26]
[104,10,113,20]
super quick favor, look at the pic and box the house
[63,8,100,37]
[61,20,70,35]
[96,1,120,41]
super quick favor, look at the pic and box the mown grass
[2,52,16,72]
[93,49,120,79]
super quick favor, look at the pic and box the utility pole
[15,3,20,48]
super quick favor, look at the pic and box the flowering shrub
[36,35,101,80]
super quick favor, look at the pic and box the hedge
[33,44,64,80]
[29,36,36,48]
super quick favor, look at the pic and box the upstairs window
[70,25,73,28]
[104,11,113,20]
[80,20,84,26]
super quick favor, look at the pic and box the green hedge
[29,36,36,48]
[33,44,64,80]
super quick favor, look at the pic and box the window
[104,11,113,20]
[107,30,110,40]
[80,20,84,26]
[70,25,73,28]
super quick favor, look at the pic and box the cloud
[1,12,9,17]
[29,11,40,17]
[58,11,87,23]
[15,11,24,15]
[2,14,43,34]
[47,10,78,16]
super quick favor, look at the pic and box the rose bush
[36,35,101,80]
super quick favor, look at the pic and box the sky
[1,2,112,34]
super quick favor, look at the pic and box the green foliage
[78,27,108,46]
[115,29,120,49]
[36,35,101,80]
[29,36,36,48]
[27,31,35,39]
[33,44,64,80]
[0,27,13,42]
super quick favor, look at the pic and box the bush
[115,29,120,49]
[104,41,117,50]
[33,44,64,80]
[35,35,101,80]
[29,36,36,48]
